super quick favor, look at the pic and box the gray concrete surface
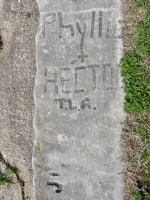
[33,0,125,199]
[0,0,39,199]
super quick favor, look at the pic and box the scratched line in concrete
[33,0,125,199]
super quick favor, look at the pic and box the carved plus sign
[78,50,89,63]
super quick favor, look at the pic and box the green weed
[27,13,31,18]
[0,164,17,186]
[0,171,12,185]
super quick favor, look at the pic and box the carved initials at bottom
[54,97,95,110]
[54,98,77,110]
[80,97,91,109]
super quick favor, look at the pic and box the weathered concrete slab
[0,0,39,199]
[33,0,124,199]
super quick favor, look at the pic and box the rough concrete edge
[117,0,126,199]
[121,0,130,199]
[32,0,40,199]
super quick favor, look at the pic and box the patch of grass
[121,0,150,199]
[133,192,150,200]
[121,53,150,114]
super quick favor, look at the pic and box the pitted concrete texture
[33,0,125,199]
[0,162,22,200]
[0,184,22,200]
[0,0,39,199]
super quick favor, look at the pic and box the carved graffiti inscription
[43,64,104,95]
[58,11,75,38]
[41,10,120,39]
[54,98,77,110]
[61,67,71,94]
[44,67,58,93]
[47,172,63,193]
[42,12,56,38]
[103,64,118,90]
[41,9,120,111]
[43,63,118,110]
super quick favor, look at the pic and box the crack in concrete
[0,152,25,200]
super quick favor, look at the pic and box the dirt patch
[122,113,144,200]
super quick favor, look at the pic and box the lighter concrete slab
[33,0,125,199]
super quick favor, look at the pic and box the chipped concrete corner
[0,0,39,199]
[33,0,125,199]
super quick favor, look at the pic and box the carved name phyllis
[42,10,121,39]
